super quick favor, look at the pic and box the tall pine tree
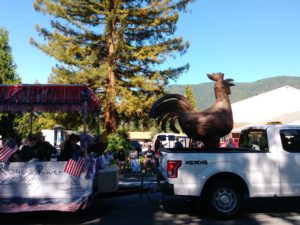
[185,85,197,110]
[0,27,21,139]
[0,28,20,84]
[31,0,194,134]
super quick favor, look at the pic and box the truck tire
[204,180,243,218]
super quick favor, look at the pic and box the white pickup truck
[157,125,300,217]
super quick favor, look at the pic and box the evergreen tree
[0,28,20,84]
[0,27,21,139]
[31,0,194,134]
[185,85,197,110]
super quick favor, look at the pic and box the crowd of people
[1,132,103,163]
[0,132,150,174]
[0,132,198,173]
[0,130,240,169]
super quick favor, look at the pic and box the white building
[232,86,300,132]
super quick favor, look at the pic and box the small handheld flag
[64,153,86,177]
[0,139,18,163]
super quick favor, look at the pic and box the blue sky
[1,0,300,84]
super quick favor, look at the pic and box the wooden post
[30,111,33,133]
[83,100,87,135]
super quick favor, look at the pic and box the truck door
[239,129,280,196]
[278,129,300,196]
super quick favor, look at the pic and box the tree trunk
[104,69,117,134]
[104,1,117,134]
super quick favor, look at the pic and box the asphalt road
[2,193,300,225]
[1,175,300,225]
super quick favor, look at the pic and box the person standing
[154,136,161,151]
[154,136,162,159]
[226,138,236,148]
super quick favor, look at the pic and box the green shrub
[107,130,131,156]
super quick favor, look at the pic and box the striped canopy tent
[0,84,101,134]
[0,84,100,113]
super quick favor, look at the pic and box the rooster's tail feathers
[149,94,192,133]
[169,115,180,133]
[158,113,180,133]
[149,94,194,119]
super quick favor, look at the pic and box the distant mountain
[167,76,300,110]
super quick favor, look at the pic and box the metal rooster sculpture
[149,73,235,149]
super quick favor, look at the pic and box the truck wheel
[205,181,243,218]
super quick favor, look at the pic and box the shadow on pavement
[2,178,300,225]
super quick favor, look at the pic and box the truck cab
[153,133,189,148]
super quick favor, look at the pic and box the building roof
[232,86,300,130]
[128,132,152,140]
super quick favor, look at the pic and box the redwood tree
[31,0,194,134]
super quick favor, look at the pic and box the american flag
[0,140,18,163]
[64,153,86,177]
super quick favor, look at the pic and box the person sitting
[129,148,140,172]
[37,137,57,161]
[144,144,156,171]
[15,134,37,162]
[116,149,127,170]
[102,150,114,166]
[80,134,93,155]
[58,134,81,161]
[88,136,106,156]
[174,138,183,149]
[15,133,56,162]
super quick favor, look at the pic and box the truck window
[239,129,269,151]
[280,129,300,152]
[158,135,166,141]
[168,135,175,141]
